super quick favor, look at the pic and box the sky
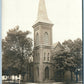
[2,0,82,44]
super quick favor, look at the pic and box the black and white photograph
[2,0,82,84]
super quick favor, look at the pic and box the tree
[62,38,82,81]
[2,26,33,79]
[53,38,82,81]
[62,38,82,68]
[53,45,76,81]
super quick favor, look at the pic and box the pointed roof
[53,42,61,47]
[53,42,64,49]
[34,0,53,25]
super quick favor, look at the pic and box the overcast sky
[2,0,82,43]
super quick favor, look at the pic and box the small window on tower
[44,32,49,44]
[47,53,50,61]
[44,53,46,61]
[38,53,40,61]
[36,33,39,46]
[37,67,39,77]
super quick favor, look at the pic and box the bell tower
[32,0,53,82]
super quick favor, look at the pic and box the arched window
[36,33,39,46]
[38,53,40,61]
[35,53,37,62]
[44,32,49,44]
[37,67,39,77]
[47,53,50,61]
[44,53,46,61]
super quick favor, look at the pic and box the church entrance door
[45,67,49,80]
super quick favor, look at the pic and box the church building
[32,0,54,82]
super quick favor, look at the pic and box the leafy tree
[53,38,82,81]
[53,45,76,81]
[2,26,33,79]
[62,38,82,68]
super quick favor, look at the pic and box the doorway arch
[45,67,49,79]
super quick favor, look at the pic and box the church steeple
[33,0,53,82]
[35,0,52,25]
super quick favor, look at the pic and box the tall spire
[38,0,48,20]
[35,0,52,24]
